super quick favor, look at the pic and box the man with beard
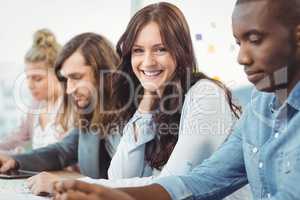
[0,32,121,196]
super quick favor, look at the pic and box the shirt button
[259,162,263,168]
[274,132,279,138]
[267,193,271,198]
[252,147,258,153]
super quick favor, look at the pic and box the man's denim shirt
[155,81,300,200]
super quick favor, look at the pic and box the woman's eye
[155,47,167,54]
[73,76,82,80]
[132,48,143,54]
[33,76,43,82]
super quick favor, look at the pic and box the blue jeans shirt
[155,81,300,200]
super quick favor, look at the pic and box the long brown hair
[114,2,241,169]
[55,33,119,135]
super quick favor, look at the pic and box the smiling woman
[111,1,241,173]
[131,22,176,94]
[88,3,251,200]
[52,0,300,200]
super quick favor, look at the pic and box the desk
[0,171,82,200]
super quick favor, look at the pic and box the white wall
[1,0,131,64]
[0,0,251,134]
[0,0,132,133]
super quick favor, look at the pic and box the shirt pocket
[278,147,300,175]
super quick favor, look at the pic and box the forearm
[12,129,79,171]
[13,145,64,171]
[120,184,172,200]
[152,127,248,200]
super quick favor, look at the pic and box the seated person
[0,29,65,153]
[78,2,250,200]
[0,32,121,196]
[52,0,300,199]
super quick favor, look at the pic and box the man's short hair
[235,0,300,30]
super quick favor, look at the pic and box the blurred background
[0,0,253,135]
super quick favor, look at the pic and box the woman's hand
[53,180,135,200]
[138,90,159,113]
[27,171,61,196]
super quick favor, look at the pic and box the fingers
[54,180,75,194]
[26,173,39,191]
[26,175,35,189]
[27,175,41,195]
[26,172,53,196]
[0,159,16,173]
[54,191,100,200]
[53,181,135,200]
[71,181,106,195]
[51,180,60,194]
[54,180,113,198]
[26,180,34,191]
[53,180,134,200]
[30,182,40,195]
[54,180,101,194]
[28,182,50,196]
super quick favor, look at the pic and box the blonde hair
[25,29,61,68]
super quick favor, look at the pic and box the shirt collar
[287,81,300,111]
[268,81,300,113]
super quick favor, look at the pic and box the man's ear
[295,25,300,47]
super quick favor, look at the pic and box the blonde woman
[0,29,66,152]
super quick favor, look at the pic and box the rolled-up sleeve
[108,111,156,179]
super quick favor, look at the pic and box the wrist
[139,95,159,113]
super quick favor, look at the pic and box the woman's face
[26,62,60,102]
[131,22,176,92]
